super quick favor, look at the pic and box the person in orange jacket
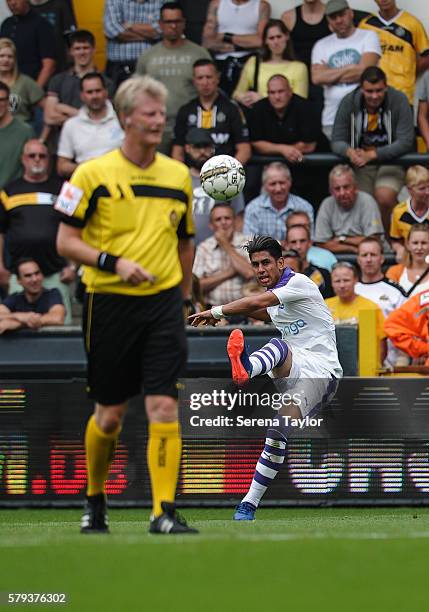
[384,289,429,365]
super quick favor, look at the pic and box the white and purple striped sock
[242,432,287,508]
[249,338,288,378]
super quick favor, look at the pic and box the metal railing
[249,153,429,167]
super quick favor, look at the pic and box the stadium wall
[1,364,429,507]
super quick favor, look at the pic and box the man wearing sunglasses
[0,139,75,322]
[135,3,211,154]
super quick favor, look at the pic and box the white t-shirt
[268,270,343,378]
[311,28,381,127]
[57,101,124,164]
[355,278,405,317]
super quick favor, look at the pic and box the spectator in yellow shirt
[325,261,386,361]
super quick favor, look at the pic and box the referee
[56,75,197,534]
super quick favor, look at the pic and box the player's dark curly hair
[244,236,282,260]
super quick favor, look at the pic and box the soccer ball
[200,154,246,201]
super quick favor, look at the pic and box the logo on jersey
[328,48,361,69]
[211,132,230,145]
[416,292,429,317]
[381,43,404,54]
[419,292,429,307]
[283,319,308,336]
[54,181,83,216]
[8,93,20,113]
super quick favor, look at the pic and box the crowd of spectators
[1,0,429,368]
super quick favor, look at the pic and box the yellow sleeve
[177,170,195,238]
[389,207,401,239]
[290,62,309,99]
[232,56,255,98]
[412,16,429,54]
[54,162,100,227]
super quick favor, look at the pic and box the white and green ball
[200,154,246,201]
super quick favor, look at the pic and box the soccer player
[189,235,342,520]
[55,75,197,534]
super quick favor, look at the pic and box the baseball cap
[325,0,349,16]
[185,127,213,146]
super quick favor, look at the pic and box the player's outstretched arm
[188,291,279,326]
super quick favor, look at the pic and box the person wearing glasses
[0,139,75,322]
[135,3,211,155]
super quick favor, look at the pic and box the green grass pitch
[1,507,428,612]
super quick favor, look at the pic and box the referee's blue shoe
[233,501,257,521]
[227,329,252,386]
[80,493,109,533]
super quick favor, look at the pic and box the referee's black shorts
[82,286,186,405]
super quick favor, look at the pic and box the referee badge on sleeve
[55,181,84,216]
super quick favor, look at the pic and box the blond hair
[404,224,429,266]
[406,165,429,188]
[0,38,18,82]
[114,75,168,118]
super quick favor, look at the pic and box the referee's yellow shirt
[57,149,195,296]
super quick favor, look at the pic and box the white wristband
[211,305,224,320]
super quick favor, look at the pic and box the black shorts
[82,286,186,405]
